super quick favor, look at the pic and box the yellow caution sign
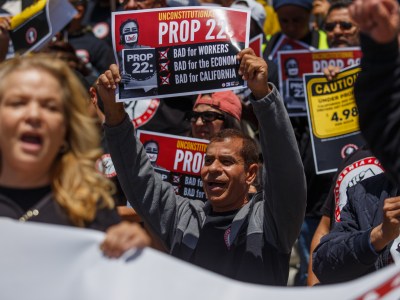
[305,67,361,139]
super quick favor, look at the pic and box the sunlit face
[0,69,66,178]
[277,5,311,40]
[201,137,255,212]
[325,8,360,48]
[191,103,225,141]
[121,0,162,10]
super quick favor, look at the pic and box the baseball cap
[194,91,242,121]
[273,0,313,11]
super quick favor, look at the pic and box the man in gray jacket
[98,48,306,286]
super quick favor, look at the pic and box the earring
[59,141,69,154]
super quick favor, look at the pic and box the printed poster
[278,48,362,116]
[112,7,250,102]
[9,0,76,54]
[304,65,365,174]
[137,130,209,201]
[267,33,311,63]
[249,33,263,57]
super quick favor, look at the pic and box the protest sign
[9,0,76,54]
[304,65,365,174]
[249,33,263,57]
[137,130,208,201]
[2,217,400,300]
[267,33,311,63]
[112,7,250,101]
[278,48,362,116]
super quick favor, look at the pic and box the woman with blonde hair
[0,54,150,255]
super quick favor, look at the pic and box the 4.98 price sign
[304,65,365,174]
[307,67,360,138]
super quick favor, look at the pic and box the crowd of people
[0,0,400,289]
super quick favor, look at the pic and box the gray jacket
[104,85,306,285]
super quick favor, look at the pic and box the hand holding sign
[323,65,341,81]
[237,48,270,100]
[101,221,151,258]
[97,64,126,127]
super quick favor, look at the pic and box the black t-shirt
[0,185,51,212]
[191,209,246,277]
[68,30,115,75]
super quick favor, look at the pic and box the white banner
[1,217,400,300]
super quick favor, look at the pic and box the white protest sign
[1,217,400,300]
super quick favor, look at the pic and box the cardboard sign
[304,65,365,174]
[112,7,250,101]
[9,0,76,54]
[278,48,362,116]
[249,33,263,57]
[268,33,312,62]
[137,130,209,201]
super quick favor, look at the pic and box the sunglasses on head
[324,21,353,32]
[187,111,225,123]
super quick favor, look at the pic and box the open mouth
[20,133,43,152]
[206,181,226,191]
[21,134,42,145]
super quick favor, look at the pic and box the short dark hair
[327,0,353,16]
[209,129,259,170]
[143,140,159,151]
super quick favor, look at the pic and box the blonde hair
[0,54,115,227]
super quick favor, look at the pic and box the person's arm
[307,215,330,286]
[350,0,400,185]
[237,48,307,253]
[312,184,381,284]
[117,206,142,223]
[0,17,11,63]
[97,65,188,249]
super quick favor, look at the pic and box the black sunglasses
[324,21,353,32]
[187,111,225,123]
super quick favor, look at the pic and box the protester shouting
[97,48,306,285]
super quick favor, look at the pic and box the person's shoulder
[349,173,391,204]
[340,147,376,168]
[83,30,110,44]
